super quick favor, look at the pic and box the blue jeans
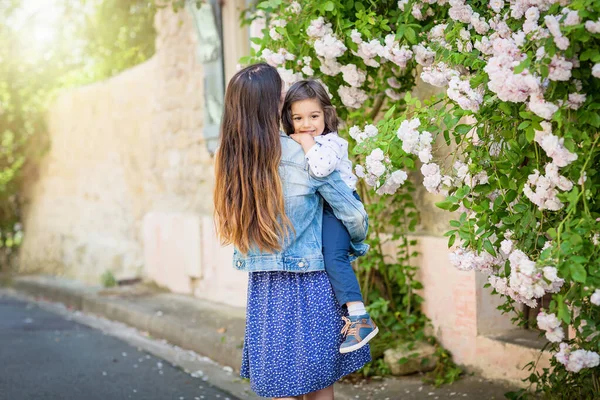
[322,191,364,306]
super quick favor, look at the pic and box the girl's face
[291,99,325,136]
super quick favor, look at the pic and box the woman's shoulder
[280,134,307,166]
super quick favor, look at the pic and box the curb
[11,275,245,374]
[1,287,261,400]
[9,275,521,400]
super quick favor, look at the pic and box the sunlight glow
[14,0,64,51]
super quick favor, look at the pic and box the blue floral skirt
[240,271,371,398]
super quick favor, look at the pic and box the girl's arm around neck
[313,174,368,243]
[292,133,346,178]
[289,133,316,153]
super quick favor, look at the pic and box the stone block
[142,211,202,293]
[192,215,245,308]
[383,341,438,376]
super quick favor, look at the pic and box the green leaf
[514,203,528,213]
[498,103,512,115]
[557,296,571,325]
[458,230,471,241]
[257,0,282,9]
[455,124,472,135]
[405,27,417,44]
[435,200,454,210]
[590,112,600,128]
[580,48,598,61]
[483,240,497,257]
[384,105,397,120]
[448,234,456,247]
[455,185,470,199]
[569,234,583,246]
[570,264,587,283]
[443,130,451,145]
[238,55,253,65]
[518,121,531,130]
[323,1,334,11]
[525,127,535,143]
[531,120,543,131]
[505,190,518,203]
[513,59,530,74]
[519,111,532,119]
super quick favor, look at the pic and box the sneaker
[339,314,379,354]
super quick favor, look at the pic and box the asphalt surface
[2,277,528,400]
[0,296,240,400]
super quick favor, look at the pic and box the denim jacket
[233,133,369,273]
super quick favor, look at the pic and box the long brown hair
[214,63,292,254]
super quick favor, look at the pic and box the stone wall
[19,8,247,305]
[20,60,157,282]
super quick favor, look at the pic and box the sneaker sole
[339,327,379,354]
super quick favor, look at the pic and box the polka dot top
[305,132,358,190]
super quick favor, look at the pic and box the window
[188,0,224,155]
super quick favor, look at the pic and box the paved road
[0,296,240,400]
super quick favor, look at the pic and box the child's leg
[322,200,363,309]
[322,193,378,354]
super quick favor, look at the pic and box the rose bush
[242,0,600,395]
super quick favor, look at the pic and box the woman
[214,63,371,400]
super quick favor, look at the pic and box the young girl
[282,80,378,354]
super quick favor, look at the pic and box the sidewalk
[5,275,520,400]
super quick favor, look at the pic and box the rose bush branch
[242,0,600,393]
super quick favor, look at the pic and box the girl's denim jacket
[233,133,369,273]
